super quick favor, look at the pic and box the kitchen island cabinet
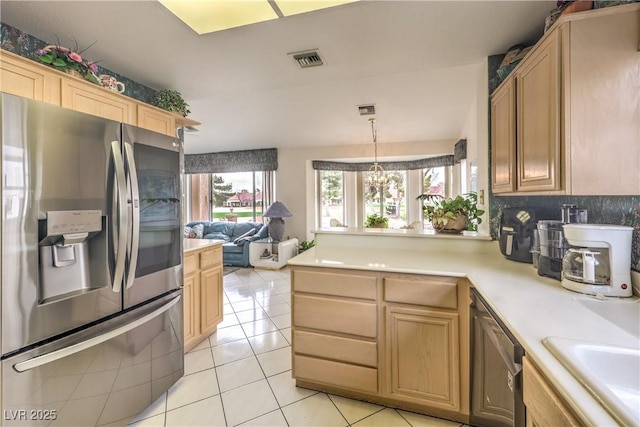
[291,266,470,423]
[289,228,638,427]
[183,239,224,352]
[491,4,640,195]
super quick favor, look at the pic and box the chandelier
[367,118,387,188]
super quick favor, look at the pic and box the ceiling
[1,1,555,154]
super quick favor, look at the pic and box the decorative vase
[433,213,468,234]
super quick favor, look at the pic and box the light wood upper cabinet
[516,29,561,192]
[491,78,516,193]
[1,49,200,135]
[137,104,176,137]
[61,78,136,124]
[490,4,640,195]
[0,50,60,104]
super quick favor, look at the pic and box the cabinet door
[385,305,460,411]
[523,356,581,427]
[61,78,136,124]
[200,265,223,336]
[491,77,517,193]
[516,30,561,191]
[183,273,199,350]
[138,104,176,137]
[1,52,60,104]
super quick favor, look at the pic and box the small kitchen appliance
[561,224,634,297]
[537,220,568,280]
[499,207,558,263]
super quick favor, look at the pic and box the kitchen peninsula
[288,229,639,426]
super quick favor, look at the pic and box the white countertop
[287,242,640,427]
[183,238,224,253]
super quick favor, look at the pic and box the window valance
[312,155,454,172]
[454,139,467,164]
[184,148,277,174]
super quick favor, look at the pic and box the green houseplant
[151,89,191,117]
[417,192,485,233]
[298,239,316,252]
[364,213,389,228]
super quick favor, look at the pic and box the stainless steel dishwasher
[470,288,525,427]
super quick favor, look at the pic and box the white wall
[457,61,489,234]
[277,61,489,241]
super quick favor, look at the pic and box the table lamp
[263,201,292,241]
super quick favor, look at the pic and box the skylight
[159,0,360,35]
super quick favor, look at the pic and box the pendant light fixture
[367,118,387,188]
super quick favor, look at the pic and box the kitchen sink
[576,297,640,339]
[543,337,640,427]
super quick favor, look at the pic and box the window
[318,170,344,227]
[211,172,264,222]
[363,170,407,229]
[421,166,446,229]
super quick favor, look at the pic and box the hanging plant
[151,89,191,117]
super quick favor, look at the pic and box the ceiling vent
[358,105,376,116]
[289,50,324,68]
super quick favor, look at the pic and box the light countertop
[287,242,640,427]
[183,238,224,253]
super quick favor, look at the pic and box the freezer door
[1,94,122,355]
[120,124,183,308]
[1,292,183,427]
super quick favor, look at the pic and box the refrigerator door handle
[13,294,181,373]
[123,141,140,289]
[111,140,128,293]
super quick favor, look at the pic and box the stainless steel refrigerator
[0,93,184,426]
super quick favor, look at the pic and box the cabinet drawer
[294,330,377,367]
[293,269,377,300]
[200,246,222,270]
[294,355,378,394]
[384,275,457,309]
[184,253,199,276]
[293,294,377,338]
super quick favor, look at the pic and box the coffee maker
[561,224,634,297]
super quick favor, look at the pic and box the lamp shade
[263,201,292,218]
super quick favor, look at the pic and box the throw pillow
[183,224,204,239]
[233,227,256,244]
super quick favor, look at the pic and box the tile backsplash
[490,196,640,272]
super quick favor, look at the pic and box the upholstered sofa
[185,221,268,267]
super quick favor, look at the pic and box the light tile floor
[129,268,469,427]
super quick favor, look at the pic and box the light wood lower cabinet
[523,356,581,427]
[184,244,224,352]
[291,267,469,423]
[385,305,460,411]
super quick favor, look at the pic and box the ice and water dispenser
[38,210,107,304]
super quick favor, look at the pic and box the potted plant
[417,192,485,233]
[151,89,191,117]
[298,239,316,253]
[364,213,389,228]
[35,42,100,84]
